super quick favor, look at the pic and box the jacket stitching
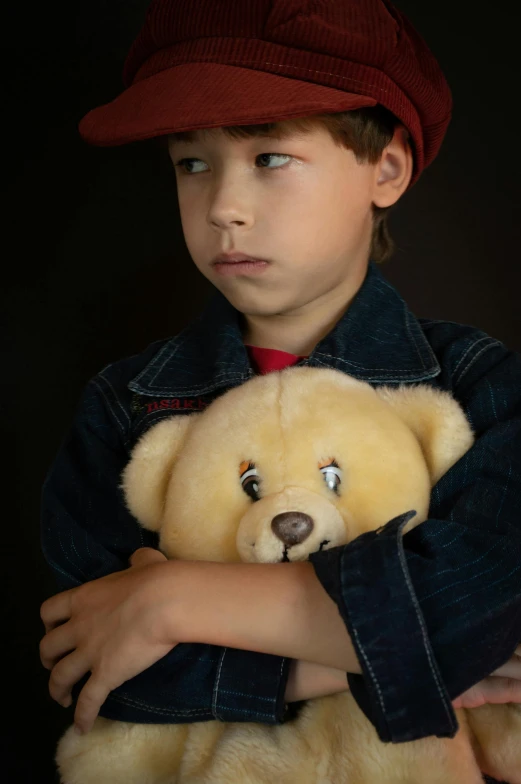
[452,337,490,376]
[99,373,131,427]
[129,337,181,388]
[377,273,438,368]
[46,557,82,586]
[453,337,498,380]
[437,562,521,609]
[57,531,88,582]
[313,352,428,372]
[421,542,506,601]
[350,627,387,716]
[404,307,428,370]
[108,691,210,716]
[312,356,439,383]
[395,531,456,729]
[419,318,483,330]
[91,378,125,437]
[455,340,503,385]
[485,380,498,422]
[212,648,227,717]
[217,689,280,702]
[338,544,387,719]
[147,333,190,387]
[68,532,89,579]
[130,372,251,396]
[135,319,203,387]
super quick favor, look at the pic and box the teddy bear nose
[271,512,314,546]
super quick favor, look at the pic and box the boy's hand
[39,547,178,734]
[452,645,521,708]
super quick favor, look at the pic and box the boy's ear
[120,415,197,531]
[374,384,475,485]
[372,124,413,207]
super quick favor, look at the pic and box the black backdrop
[4,2,520,781]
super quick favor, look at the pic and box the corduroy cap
[78,0,453,189]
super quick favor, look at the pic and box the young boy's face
[167,122,406,321]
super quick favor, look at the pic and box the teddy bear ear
[120,415,196,531]
[373,384,475,485]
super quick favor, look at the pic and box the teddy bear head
[121,367,474,564]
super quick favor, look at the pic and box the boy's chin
[231,296,300,320]
[213,283,294,317]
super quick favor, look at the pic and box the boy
[39,0,520,773]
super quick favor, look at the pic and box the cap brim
[78,61,377,146]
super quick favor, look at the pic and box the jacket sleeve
[308,334,521,743]
[41,372,293,725]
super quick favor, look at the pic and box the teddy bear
[55,365,521,784]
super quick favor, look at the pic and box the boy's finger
[74,675,110,735]
[129,547,167,567]
[40,589,75,632]
[491,656,521,680]
[480,677,521,704]
[48,649,90,708]
[39,622,75,670]
[452,677,521,709]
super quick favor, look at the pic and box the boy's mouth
[212,251,269,275]
[213,258,270,276]
[211,251,270,265]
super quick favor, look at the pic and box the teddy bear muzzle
[271,511,326,561]
[271,511,314,546]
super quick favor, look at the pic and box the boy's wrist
[156,559,200,645]
[285,659,350,702]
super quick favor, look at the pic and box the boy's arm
[170,558,361,672]
[285,660,350,702]
[41,373,295,726]
[168,556,520,703]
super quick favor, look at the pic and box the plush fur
[56,366,521,784]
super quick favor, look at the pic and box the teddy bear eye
[240,463,261,502]
[320,462,342,495]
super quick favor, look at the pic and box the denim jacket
[41,260,521,744]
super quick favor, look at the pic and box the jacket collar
[128,261,441,397]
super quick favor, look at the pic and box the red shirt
[245,344,307,374]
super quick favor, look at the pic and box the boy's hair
[159,105,408,264]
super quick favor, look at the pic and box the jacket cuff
[308,510,458,743]
[212,648,294,723]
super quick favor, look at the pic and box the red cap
[78,0,453,189]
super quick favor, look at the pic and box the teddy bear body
[56,367,521,784]
[57,692,487,784]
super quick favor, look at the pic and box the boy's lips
[211,251,271,276]
[213,259,270,276]
[211,251,270,265]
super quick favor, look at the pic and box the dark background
[4,1,519,781]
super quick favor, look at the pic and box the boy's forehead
[168,123,319,145]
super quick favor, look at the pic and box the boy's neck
[240,260,368,356]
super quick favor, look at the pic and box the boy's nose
[271,512,314,545]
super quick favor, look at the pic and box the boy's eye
[257,153,292,169]
[174,153,292,175]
